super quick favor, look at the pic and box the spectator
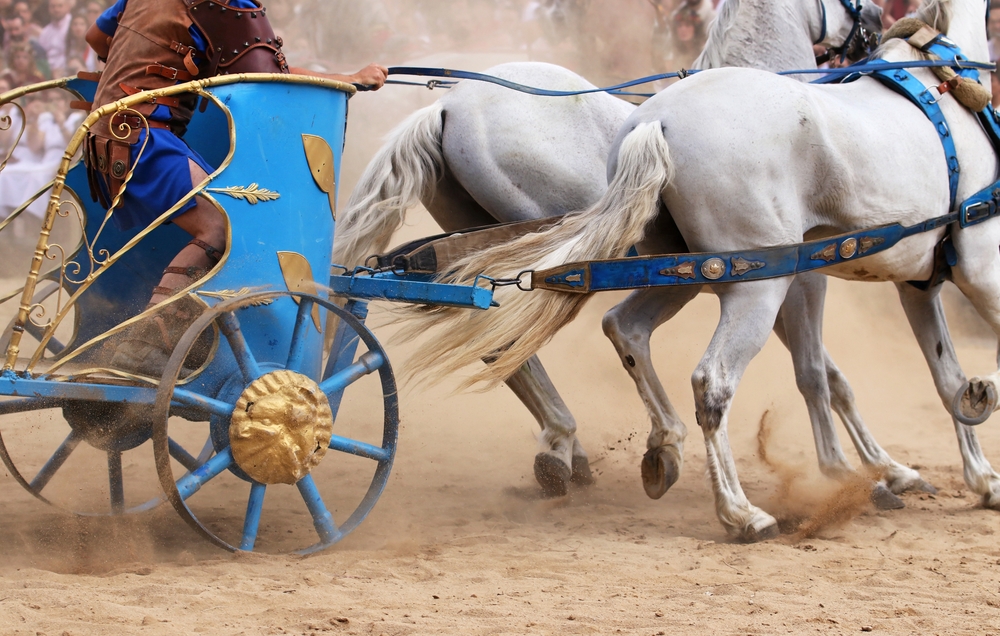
[0,0,14,45]
[64,9,96,72]
[26,0,48,26]
[880,0,913,28]
[649,0,672,73]
[668,0,707,70]
[3,41,46,87]
[38,0,72,75]
[12,1,41,39]
[2,14,51,78]
[83,0,101,27]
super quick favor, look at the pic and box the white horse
[397,0,1000,541]
[335,0,929,502]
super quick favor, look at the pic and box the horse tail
[399,121,673,388]
[332,101,445,269]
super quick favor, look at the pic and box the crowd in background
[2,0,1000,235]
[0,0,97,234]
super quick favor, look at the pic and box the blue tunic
[96,0,258,230]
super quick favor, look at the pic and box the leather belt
[146,63,195,82]
[109,112,172,132]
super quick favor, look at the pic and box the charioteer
[83,0,387,376]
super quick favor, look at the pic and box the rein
[377,25,1000,296]
[383,59,996,100]
[511,28,1000,295]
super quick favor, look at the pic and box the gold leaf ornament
[206,183,281,204]
[197,288,275,306]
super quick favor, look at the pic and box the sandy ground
[3,56,1000,636]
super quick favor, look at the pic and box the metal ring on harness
[490,270,534,292]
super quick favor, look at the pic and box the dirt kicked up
[3,52,1000,636]
[2,268,1000,635]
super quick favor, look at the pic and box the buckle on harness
[962,200,995,225]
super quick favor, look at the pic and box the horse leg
[503,355,593,497]
[694,278,792,542]
[602,286,701,499]
[773,275,857,482]
[776,274,930,507]
[825,353,936,496]
[896,281,1000,509]
[427,169,596,497]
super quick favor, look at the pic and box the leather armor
[86,0,288,208]
[187,0,289,77]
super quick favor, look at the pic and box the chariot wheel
[151,291,399,554]
[0,282,212,515]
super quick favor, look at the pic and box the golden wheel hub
[229,370,333,485]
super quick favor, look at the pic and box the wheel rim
[0,396,212,516]
[0,278,213,515]
[152,291,398,554]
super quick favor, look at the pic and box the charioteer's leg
[110,161,226,376]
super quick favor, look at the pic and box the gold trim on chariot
[229,369,334,485]
[3,73,352,371]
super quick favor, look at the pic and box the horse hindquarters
[403,120,674,387]
[332,102,446,269]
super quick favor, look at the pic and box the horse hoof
[914,479,938,495]
[534,453,571,498]
[952,379,997,426]
[570,455,595,486]
[871,483,905,511]
[640,447,680,500]
[741,520,780,543]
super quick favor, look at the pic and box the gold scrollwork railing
[1,73,355,374]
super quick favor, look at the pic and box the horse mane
[914,0,952,33]
[693,0,740,69]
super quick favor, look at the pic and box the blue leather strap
[870,67,960,210]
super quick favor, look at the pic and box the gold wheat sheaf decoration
[197,288,275,306]
[206,183,280,204]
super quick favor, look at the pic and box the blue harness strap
[517,38,1000,294]
[386,30,1000,294]
[869,67,961,210]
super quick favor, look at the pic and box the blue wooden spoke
[107,450,125,513]
[170,387,235,419]
[318,351,384,398]
[240,482,267,551]
[296,474,342,545]
[29,430,82,492]
[218,312,262,384]
[285,298,315,374]
[328,434,390,463]
[168,437,203,473]
[175,447,233,501]
[323,300,368,420]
